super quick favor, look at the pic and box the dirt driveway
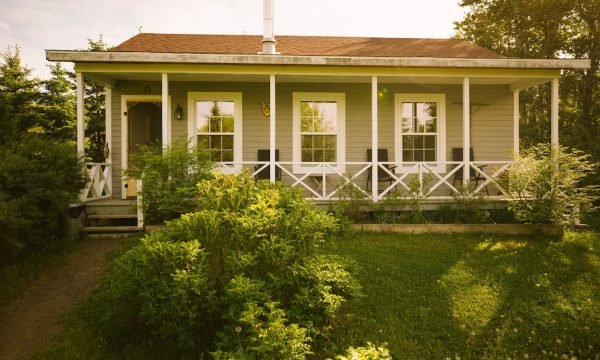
[0,238,126,360]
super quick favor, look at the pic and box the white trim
[46,50,592,70]
[371,76,379,201]
[551,78,559,149]
[120,95,170,199]
[394,93,446,173]
[513,89,520,155]
[187,92,243,173]
[104,86,112,196]
[463,78,470,185]
[76,72,84,156]
[292,92,346,174]
[269,75,276,182]
[161,74,171,147]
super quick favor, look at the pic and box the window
[395,94,446,172]
[293,93,345,174]
[188,92,242,172]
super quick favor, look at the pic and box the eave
[46,50,591,70]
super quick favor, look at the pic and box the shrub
[93,172,360,358]
[0,135,84,259]
[125,140,212,224]
[335,342,391,360]
[508,144,599,224]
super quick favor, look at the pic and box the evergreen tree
[39,63,76,143]
[0,46,41,141]
[82,37,108,162]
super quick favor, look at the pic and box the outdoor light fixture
[260,101,270,118]
[174,104,184,120]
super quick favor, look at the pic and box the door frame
[120,95,171,199]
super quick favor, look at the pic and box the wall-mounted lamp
[174,104,184,120]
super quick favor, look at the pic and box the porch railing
[236,160,512,202]
[81,162,112,201]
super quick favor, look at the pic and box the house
[45,4,590,211]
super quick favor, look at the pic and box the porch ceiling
[87,71,550,90]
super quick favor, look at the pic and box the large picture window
[395,94,446,172]
[293,93,345,174]
[188,92,242,172]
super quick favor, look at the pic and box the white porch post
[105,85,112,195]
[269,75,276,182]
[462,77,471,187]
[513,90,520,156]
[551,78,559,150]
[161,73,170,148]
[76,72,85,157]
[371,76,379,201]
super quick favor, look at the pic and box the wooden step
[81,226,143,233]
[87,214,138,220]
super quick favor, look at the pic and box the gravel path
[0,238,126,360]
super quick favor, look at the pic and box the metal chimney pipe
[261,0,277,54]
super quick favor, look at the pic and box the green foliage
[0,135,85,259]
[508,144,599,224]
[39,63,76,143]
[91,173,359,358]
[125,141,212,224]
[335,342,391,360]
[0,46,41,140]
[454,0,600,185]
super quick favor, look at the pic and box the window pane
[402,117,413,133]
[301,135,313,149]
[301,116,313,132]
[401,102,414,119]
[424,150,436,162]
[210,135,221,150]
[403,150,413,162]
[300,102,314,117]
[222,150,234,162]
[314,135,324,149]
[197,135,209,149]
[317,102,337,132]
[414,150,424,161]
[323,135,336,150]
[209,117,221,132]
[414,135,425,149]
[314,150,323,162]
[403,136,414,150]
[424,135,436,149]
[196,101,212,132]
[222,135,233,150]
[222,116,234,132]
[324,149,336,162]
[301,149,312,162]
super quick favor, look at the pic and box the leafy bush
[92,172,361,358]
[0,135,84,259]
[335,342,391,360]
[125,140,212,224]
[508,144,599,224]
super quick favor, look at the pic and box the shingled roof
[110,33,504,59]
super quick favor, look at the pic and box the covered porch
[62,55,576,204]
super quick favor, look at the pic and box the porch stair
[82,199,143,238]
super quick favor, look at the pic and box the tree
[0,46,41,140]
[39,63,76,143]
[454,0,600,182]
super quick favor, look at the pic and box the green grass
[0,239,74,306]
[317,230,600,359]
[35,231,600,359]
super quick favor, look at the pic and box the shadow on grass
[319,230,599,359]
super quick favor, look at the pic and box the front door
[126,101,162,197]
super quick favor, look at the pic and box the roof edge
[45,50,591,70]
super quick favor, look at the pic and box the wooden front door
[126,101,162,197]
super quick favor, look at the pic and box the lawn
[35,230,599,359]
[317,230,600,359]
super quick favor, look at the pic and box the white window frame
[187,92,243,173]
[292,92,346,174]
[394,93,446,173]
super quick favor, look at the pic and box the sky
[0,0,467,79]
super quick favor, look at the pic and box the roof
[110,33,505,59]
